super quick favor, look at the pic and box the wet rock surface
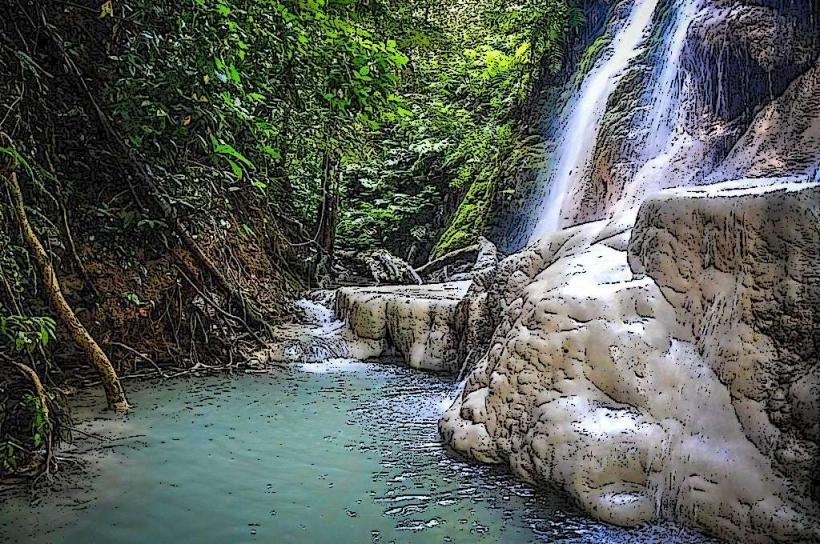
[440,179,820,542]
[257,291,387,364]
[336,282,471,372]
[629,179,820,499]
[713,62,820,181]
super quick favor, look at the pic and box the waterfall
[643,0,701,147]
[295,295,338,333]
[624,0,703,204]
[530,0,661,241]
[527,0,709,241]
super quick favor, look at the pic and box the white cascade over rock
[262,283,471,373]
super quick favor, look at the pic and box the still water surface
[0,360,713,543]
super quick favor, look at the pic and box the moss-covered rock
[433,176,493,258]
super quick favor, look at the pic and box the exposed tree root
[108,342,168,379]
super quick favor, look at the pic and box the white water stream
[531,0,705,239]
[530,0,661,239]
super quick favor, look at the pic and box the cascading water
[294,293,339,333]
[529,0,661,241]
[643,0,701,146]
[527,0,713,240]
[622,0,704,205]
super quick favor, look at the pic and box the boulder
[629,178,820,497]
[363,249,422,286]
[440,179,820,542]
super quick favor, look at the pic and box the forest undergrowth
[0,0,586,480]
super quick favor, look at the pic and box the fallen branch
[415,244,479,278]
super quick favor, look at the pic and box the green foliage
[0,394,51,474]
[336,0,582,259]
[577,33,611,79]
[123,292,143,306]
[0,441,17,473]
[0,146,62,345]
[0,315,57,355]
[110,0,410,224]
[104,0,583,263]
[0,145,57,199]
[434,178,493,257]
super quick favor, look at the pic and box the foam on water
[298,358,370,374]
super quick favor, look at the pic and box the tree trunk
[317,149,339,261]
[5,172,128,411]
[415,243,480,278]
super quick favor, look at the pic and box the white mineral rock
[440,179,820,542]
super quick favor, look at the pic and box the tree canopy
[0,0,582,475]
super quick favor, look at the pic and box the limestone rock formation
[335,282,470,372]
[713,62,820,181]
[263,281,472,372]
[629,179,820,501]
[440,179,820,542]
[263,242,500,372]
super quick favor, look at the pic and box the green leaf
[99,0,113,18]
[261,145,281,159]
[227,63,241,84]
[227,158,243,178]
[391,54,409,67]
[124,292,142,306]
[210,135,255,168]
